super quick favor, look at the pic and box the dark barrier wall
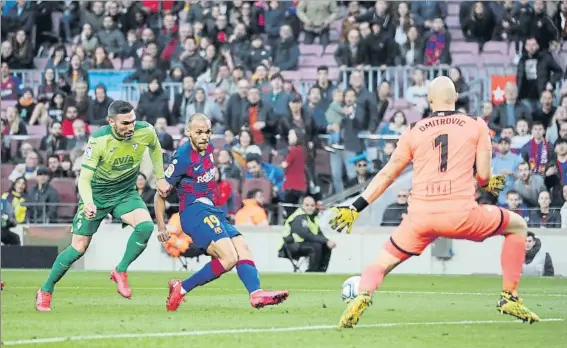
[1,246,58,268]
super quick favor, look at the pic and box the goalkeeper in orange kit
[329,76,540,328]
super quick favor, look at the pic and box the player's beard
[114,125,133,140]
[190,136,208,152]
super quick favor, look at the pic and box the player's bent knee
[121,208,152,227]
[208,238,238,270]
[134,221,154,240]
[71,235,91,254]
[232,236,253,260]
[503,211,528,238]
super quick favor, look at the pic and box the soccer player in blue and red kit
[155,113,289,311]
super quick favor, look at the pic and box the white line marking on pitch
[2,319,563,346]
[8,286,567,297]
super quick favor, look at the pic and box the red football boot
[36,290,52,312]
[110,268,132,299]
[250,289,289,308]
[166,279,186,311]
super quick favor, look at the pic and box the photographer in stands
[280,196,335,272]
[522,231,554,276]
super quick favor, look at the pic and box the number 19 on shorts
[204,215,223,235]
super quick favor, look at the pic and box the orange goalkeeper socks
[501,234,526,297]
[359,264,386,295]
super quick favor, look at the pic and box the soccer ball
[341,276,360,303]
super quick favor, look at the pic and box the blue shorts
[180,202,241,250]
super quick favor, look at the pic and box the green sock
[41,246,83,293]
[116,221,154,272]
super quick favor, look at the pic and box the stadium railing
[19,203,565,229]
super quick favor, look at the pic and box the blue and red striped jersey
[165,142,216,211]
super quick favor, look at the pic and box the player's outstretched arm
[154,191,170,242]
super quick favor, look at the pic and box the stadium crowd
[1,0,567,232]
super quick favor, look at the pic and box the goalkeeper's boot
[35,289,52,312]
[110,268,132,299]
[497,291,540,324]
[166,279,186,311]
[339,291,373,328]
[250,289,289,308]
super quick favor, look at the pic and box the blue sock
[236,260,261,294]
[181,258,225,293]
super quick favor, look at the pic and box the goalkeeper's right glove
[479,174,506,196]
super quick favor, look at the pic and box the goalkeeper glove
[479,174,506,196]
[328,197,368,234]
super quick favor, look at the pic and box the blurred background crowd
[2,0,567,237]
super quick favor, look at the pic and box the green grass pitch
[1,270,566,347]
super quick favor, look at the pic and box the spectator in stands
[397,25,424,66]
[349,70,377,131]
[281,128,308,216]
[481,101,493,123]
[303,86,327,134]
[264,1,286,48]
[4,0,35,36]
[136,77,171,125]
[187,87,223,131]
[241,86,271,144]
[523,231,554,276]
[372,80,390,131]
[547,107,567,144]
[46,44,68,71]
[1,61,22,100]
[552,1,567,40]
[1,41,17,69]
[1,177,28,224]
[212,166,236,222]
[489,82,531,133]
[233,187,267,227]
[37,69,57,101]
[449,67,470,111]
[179,37,208,80]
[0,119,11,163]
[503,190,529,219]
[330,88,365,193]
[217,149,241,180]
[15,87,36,124]
[296,0,337,47]
[5,106,27,136]
[532,0,559,51]
[393,2,413,46]
[405,68,429,113]
[245,153,284,201]
[352,1,392,35]
[60,105,80,137]
[40,121,68,154]
[91,46,114,69]
[82,1,105,32]
[60,54,90,94]
[46,154,64,179]
[529,190,561,227]
[10,29,33,69]
[414,1,447,31]
[158,13,178,48]
[423,18,452,67]
[59,155,74,178]
[281,195,335,272]
[379,110,407,142]
[198,45,231,84]
[324,88,344,152]
[27,167,61,223]
[90,85,114,126]
[381,189,409,226]
[263,73,289,122]
[533,91,556,129]
[154,117,174,153]
[345,156,374,189]
[521,121,551,176]
[492,137,522,205]
[313,66,335,111]
[273,24,300,71]
[12,141,33,164]
[229,22,251,68]
[514,162,546,207]
[279,93,318,148]
[212,87,228,118]
[75,23,99,57]
[171,75,196,124]
[544,138,567,206]
[516,37,562,111]
[135,173,155,218]
[9,150,39,182]
[124,54,165,83]
[334,29,365,73]
[364,21,397,71]
[340,1,362,42]
[232,129,261,168]
[1,213,19,246]
[461,1,496,50]
[246,35,270,73]
[67,119,88,151]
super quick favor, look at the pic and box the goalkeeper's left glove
[328,197,369,234]
[479,174,506,196]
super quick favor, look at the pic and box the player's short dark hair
[527,231,535,239]
[247,188,263,199]
[317,65,328,72]
[107,100,134,118]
